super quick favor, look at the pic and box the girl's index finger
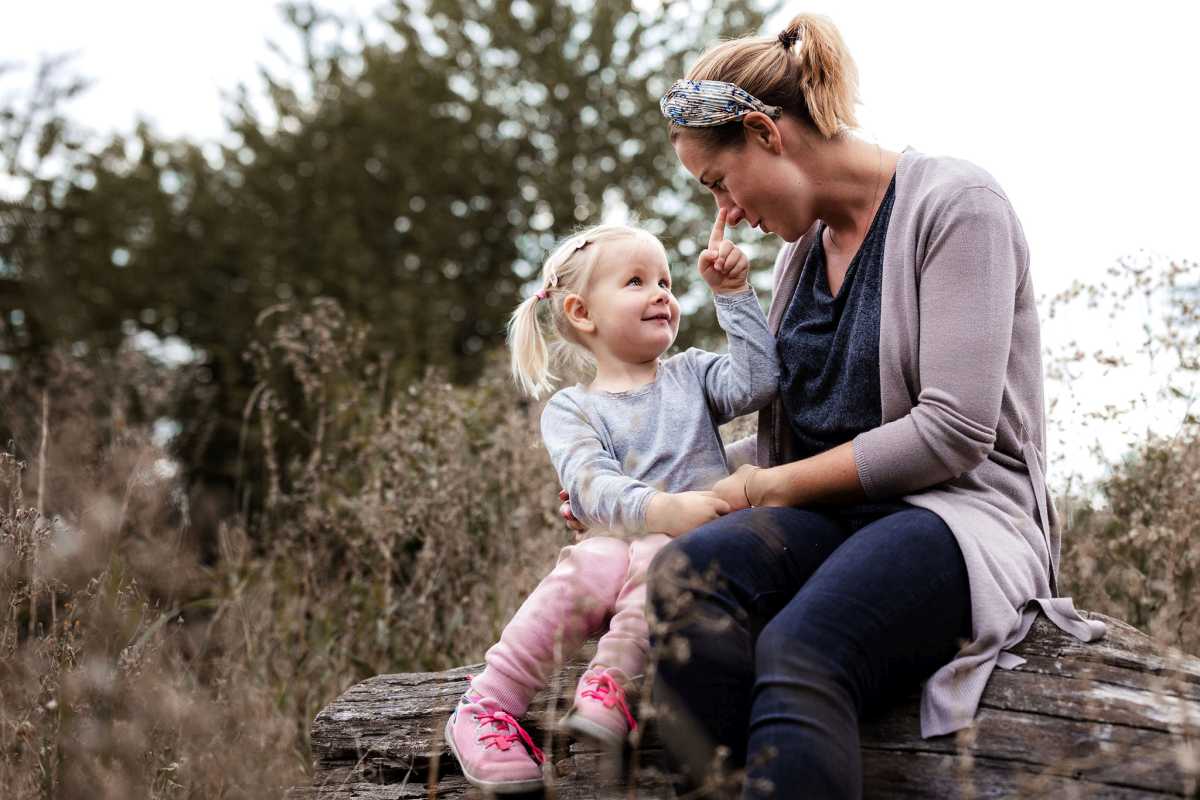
[709,207,728,250]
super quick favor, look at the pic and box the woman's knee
[649,509,782,580]
[646,516,742,596]
[647,536,690,608]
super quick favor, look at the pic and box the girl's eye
[659,279,670,289]
[627,276,642,286]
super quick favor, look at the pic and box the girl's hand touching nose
[698,207,751,295]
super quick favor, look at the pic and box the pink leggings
[471,534,671,716]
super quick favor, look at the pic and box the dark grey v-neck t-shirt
[777,175,896,460]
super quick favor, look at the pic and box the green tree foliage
[0,0,777,513]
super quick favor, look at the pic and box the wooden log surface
[290,612,1200,798]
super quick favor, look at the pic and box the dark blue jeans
[647,503,971,799]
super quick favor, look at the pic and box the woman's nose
[715,198,745,227]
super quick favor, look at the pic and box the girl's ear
[563,293,595,335]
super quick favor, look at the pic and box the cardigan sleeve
[852,186,1024,499]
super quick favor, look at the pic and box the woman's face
[673,119,817,243]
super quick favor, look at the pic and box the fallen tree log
[290,612,1200,798]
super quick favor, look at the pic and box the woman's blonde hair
[674,13,859,149]
[507,223,663,399]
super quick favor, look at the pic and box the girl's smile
[582,236,681,373]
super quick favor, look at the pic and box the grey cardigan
[727,148,1106,738]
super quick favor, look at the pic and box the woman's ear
[563,293,595,335]
[742,112,783,154]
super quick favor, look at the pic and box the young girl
[444,210,778,793]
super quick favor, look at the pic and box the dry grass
[0,301,567,798]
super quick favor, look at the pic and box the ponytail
[781,14,859,138]
[674,13,859,146]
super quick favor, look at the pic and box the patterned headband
[659,79,783,128]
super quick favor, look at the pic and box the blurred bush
[0,0,778,529]
[1045,254,1200,656]
[1058,430,1199,656]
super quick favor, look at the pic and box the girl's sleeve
[687,288,780,426]
[541,393,658,536]
[724,434,758,469]
[852,186,1024,498]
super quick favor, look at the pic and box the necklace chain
[826,142,885,254]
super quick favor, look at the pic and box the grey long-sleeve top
[727,149,1106,738]
[541,287,778,536]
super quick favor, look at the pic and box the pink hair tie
[535,289,549,301]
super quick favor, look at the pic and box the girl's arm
[692,208,779,424]
[688,287,780,425]
[542,394,656,535]
[542,394,729,536]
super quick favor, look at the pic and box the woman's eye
[712,180,725,191]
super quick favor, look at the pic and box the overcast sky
[4,1,1198,487]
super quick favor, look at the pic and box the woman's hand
[698,207,750,295]
[712,464,760,510]
[645,490,732,537]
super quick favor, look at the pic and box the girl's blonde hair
[673,13,859,149]
[507,223,663,399]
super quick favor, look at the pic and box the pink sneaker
[559,667,638,748]
[444,689,546,793]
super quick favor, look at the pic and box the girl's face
[584,236,680,364]
[672,119,816,243]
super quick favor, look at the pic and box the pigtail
[507,293,556,400]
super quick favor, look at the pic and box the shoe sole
[444,714,545,794]
[559,711,626,749]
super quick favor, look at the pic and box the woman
[565,13,1106,799]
